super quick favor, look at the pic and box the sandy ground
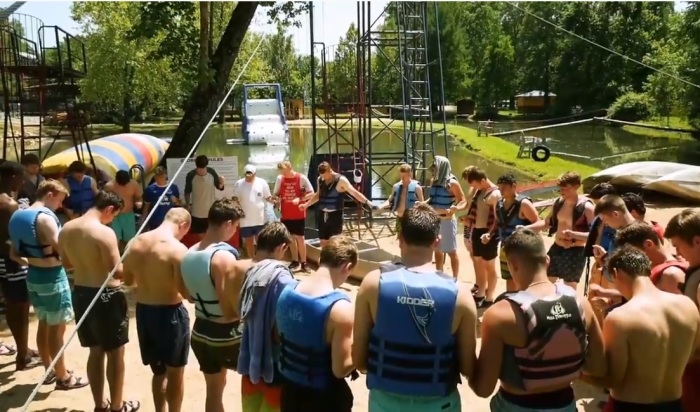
[0,204,690,412]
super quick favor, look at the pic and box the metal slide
[242,83,290,145]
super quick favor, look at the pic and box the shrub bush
[608,92,653,122]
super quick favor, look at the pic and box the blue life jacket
[584,216,617,257]
[180,242,240,319]
[66,175,95,214]
[496,196,533,241]
[428,179,456,210]
[367,268,460,397]
[8,207,61,259]
[391,180,419,212]
[498,283,587,392]
[318,174,344,211]
[277,284,349,389]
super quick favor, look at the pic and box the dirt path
[0,204,688,412]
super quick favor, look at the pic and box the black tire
[532,145,551,162]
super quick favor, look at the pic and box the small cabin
[456,99,476,115]
[284,98,305,120]
[515,90,557,114]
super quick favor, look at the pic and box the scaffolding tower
[308,1,449,204]
[0,12,94,173]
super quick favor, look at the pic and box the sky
[0,1,390,55]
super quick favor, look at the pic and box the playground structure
[307,1,449,231]
[242,83,290,145]
[0,5,96,173]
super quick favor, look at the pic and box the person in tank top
[471,228,605,412]
[276,235,358,411]
[664,209,700,412]
[615,221,686,294]
[179,199,244,412]
[379,163,425,238]
[583,246,699,412]
[353,203,477,412]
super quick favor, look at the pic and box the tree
[643,39,687,123]
[71,2,183,132]
[262,24,304,99]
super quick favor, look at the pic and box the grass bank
[445,124,600,181]
[622,116,696,140]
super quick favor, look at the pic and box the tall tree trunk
[163,2,259,159]
[199,2,210,88]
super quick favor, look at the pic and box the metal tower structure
[309,1,449,204]
[0,12,94,174]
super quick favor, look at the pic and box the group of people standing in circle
[2,151,700,412]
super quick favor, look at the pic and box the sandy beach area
[0,203,689,412]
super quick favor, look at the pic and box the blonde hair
[164,207,191,225]
[277,160,292,170]
[36,179,69,199]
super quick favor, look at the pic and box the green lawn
[445,124,600,181]
[621,116,695,140]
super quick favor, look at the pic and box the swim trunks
[490,388,576,412]
[0,256,28,304]
[73,285,129,351]
[682,360,700,411]
[240,225,264,239]
[438,218,457,253]
[547,244,586,283]
[110,211,137,242]
[26,266,73,325]
[318,210,343,241]
[603,397,683,412]
[190,318,242,374]
[281,379,353,412]
[368,389,461,412]
[136,302,190,375]
[242,374,282,412]
[471,227,499,260]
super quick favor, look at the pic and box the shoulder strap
[651,261,688,283]
[573,199,590,225]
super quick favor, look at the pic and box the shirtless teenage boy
[0,161,40,371]
[664,209,700,412]
[531,172,594,288]
[591,246,699,412]
[59,191,140,412]
[104,170,143,251]
[615,222,686,294]
[123,208,191,412]
[9,179,87,390]
[471,229,605,411]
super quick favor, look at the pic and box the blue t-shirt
[144,183,180,229]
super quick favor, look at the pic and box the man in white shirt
[232,164,273,257]
[184,155,225,239]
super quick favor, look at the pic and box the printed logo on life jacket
[396,296,435,307]
[546,302,572,321]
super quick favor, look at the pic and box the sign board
[166,156,239,200]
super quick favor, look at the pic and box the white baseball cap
[244,164,256,174]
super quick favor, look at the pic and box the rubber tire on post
[532,145,551,162]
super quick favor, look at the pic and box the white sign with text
[166,156,239,199]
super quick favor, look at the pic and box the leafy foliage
[608,92,654,122]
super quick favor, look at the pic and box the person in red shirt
[273,161,315,272]
[621,192,665,241]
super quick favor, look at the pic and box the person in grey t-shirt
[184,155,225,238]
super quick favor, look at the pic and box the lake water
[7,123,700,199]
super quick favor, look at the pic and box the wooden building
[515,90,557,114]
[284,98,305,120]
[456,98,476,115]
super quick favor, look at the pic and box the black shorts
[547,244,586,283]
[318,210,343,240]
[0,257,29,304]
[190,217,209,235]
[282,219,306,237]
[136,302,190,375]
[73,285,129,351]
[281,379,353,412]
[190,318,242,374]
[605,397,682,412]
[470,228,499,261]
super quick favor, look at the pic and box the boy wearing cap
[232,164,274,257]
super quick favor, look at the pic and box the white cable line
[508,2,700,90]
[21,33,266,411]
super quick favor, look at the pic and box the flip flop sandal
[16,355,42,371]
[55,371,89,391]
[43,370,57,385]
[94,400,111,412]
[0,342,17,356]
[111,400,141,412]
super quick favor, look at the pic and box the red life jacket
[650,260,689,284]
[465,186,497,229]
[279,173,306,220]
